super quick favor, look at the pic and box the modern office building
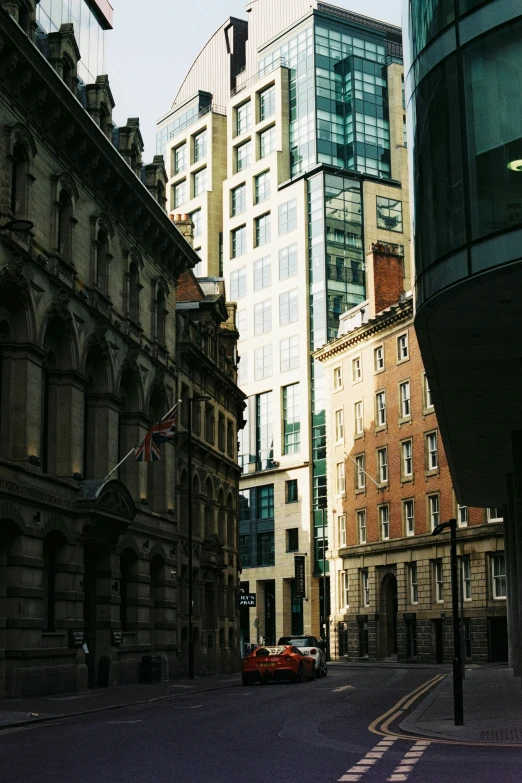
[314,245,506,663]
[405,2,522,672]
[159,0,410,646]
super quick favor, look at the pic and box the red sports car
[241,644,316,685]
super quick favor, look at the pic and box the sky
[107,0,402,159]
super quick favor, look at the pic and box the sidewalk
[0,672,241,730]
[400,664,522,744]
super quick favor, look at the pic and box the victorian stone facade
[0,3,242,697]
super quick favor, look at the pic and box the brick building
[314,245,507,664]
[0,2,242,696]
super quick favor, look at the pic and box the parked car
[241,644,315,685]
[278,635,327,678]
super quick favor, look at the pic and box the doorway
[433,619,444,663]
[380,573,398,658]
[264,580,275,645]
[489,617,508,662]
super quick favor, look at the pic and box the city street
[1,665,521,783]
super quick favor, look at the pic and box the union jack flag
[133,413,177,463]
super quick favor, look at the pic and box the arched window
[156,285,166,345]
[96,230,109,293]
[128,262,140,323]
[58,190,73,262]
[10,143,28,217]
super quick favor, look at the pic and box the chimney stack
[366,242,404,317]
[170,213,194,247]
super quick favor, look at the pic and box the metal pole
[322,504,327,658]
[460,556,466,680]
[450,520,464,725]
[187,399,194,680]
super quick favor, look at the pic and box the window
[283,383,300,455]
[404,499,415,536]
[254,345,272,380]
[434,560,444,602]
[336,461,345,495]
[259,126,276,158]
[255,213,271,247]
[280,335,299,372]
[426,432,438,470]
[376,391,386,426]
[259,86,276,121]
[402,439,413,478]
[377,447,388,484]
[286,479,298,503]
[409,563,418,604]
[458,505,468,527]
[230,267,247,300]
[424,374,433,409]
[428,494,440,530]
[354,401,363,436]
[376,196,403,232]
[333,365,343,390]
[236,141,252,172]
[255,171,271,204]
[379,505,390,540]
[193,167,207,197]
[279,244,298,280]
[236,101,251,136]
[461,556,472,601]
[400,381,411,418]
[258,531,275,566]
[237,354,247,386]
[231,225,247,258]
[352,356,362,382]
[340,570,349,608]
[286,528,299,552]
[374,345,384,372]
[231,183,247,216]
[174,143,186,174]
[254,255,271,291]
[278,199,297,234]
[487,508,503,523]
[256,392,274,470]
[254,300,272,335]
[357,510,367,544]
[338,514,346,548]
[492,554,506,599]
[355,454,365,490]
[173,179,187,208]
[190,208,202,238]
[237,309,247,340]
[397,333,409,361]
[193,130,207,162]
[57,190,73,262]
[279,289,298,325]
[361,569,370,607]
[335,409,344,442]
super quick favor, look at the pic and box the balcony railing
[168,104,226,142]
[230,58,288,98]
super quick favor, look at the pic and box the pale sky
[107,0,402,159]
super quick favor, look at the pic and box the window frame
[491,553,506,600]
[333,365,343,391]
[428,493,440,531]
[361,568,370,607]
[403,498,415,536]
[409,562,418,605]
[231,224,247,259]
[399,379,411,420]
[259,125,276,158]
[335,408,344,444]
[374,344,385,373]
[338,514,347,548]
[357,509,367,544]
[235,140,252,172]
[355,454,365,491]
[255,212,271,248]
[352,355,362,383]
[377,446,388,485]
[376,390,386,428]
[336,461,346,496]
[434,559,444,603]
[397,332,409,363]
[425,431,439,472]
[231,183,247,217]
[379,503,390,541]
[354,400,363,437]
[340,569,349,609]
[423,373,434,411]
[461,556,472,601]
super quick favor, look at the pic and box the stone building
[0,1,242,697]
[314,245,507,664]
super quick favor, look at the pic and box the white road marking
[386,741,431,782]
[337,738,397,781]
[168,684,196,689]
[189,705,203,709]
[332,685,355,692]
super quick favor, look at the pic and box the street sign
[294,555,306,598]
[239,593,256,607]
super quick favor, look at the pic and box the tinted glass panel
[409,0,455,60]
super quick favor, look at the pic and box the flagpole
[101,399,182,483]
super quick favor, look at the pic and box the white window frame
[492,554,506,599]
[352,355,362,383]
[487,508,503,523]
[336,461,346,496]
[376,391,386,427]
[424,373,433,410]
[357,509,367,544]
[402,439,413,478]
[335,408,344,443]
[338,514,347,548]
[355,454,365,490]
[461,556,472,601]
[404,499,414,536]
[399,380,411,418]
[377,447,388,485]
[434,560,444,603]
[361,569,370,607]
[340,570,349,609]
[426,431,438,470]
[397,332,409,362]
[457,505,468,527]
[428,494,440,531]
[354,400,363,436]
[374,344,384,372]
[333,365,343,391]
[409,563,418,604]
[379,504,390,541]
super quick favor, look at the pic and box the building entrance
[433,619,444,663]
[380,573,398,658]
[489,617,508,662]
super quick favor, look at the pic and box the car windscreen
[278,637,315,647]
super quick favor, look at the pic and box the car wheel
[260,673,269,685]
[314,661,321,679]
[241,674,251,686]
[321,661,328,677]
[308,663,316,681]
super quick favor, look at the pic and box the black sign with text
[294,555,306,598]
[239,593,256,607]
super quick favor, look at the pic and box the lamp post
[432,518,463,725]
[318,497,328,658]
[187,394,210,680]
[0,216,33,232]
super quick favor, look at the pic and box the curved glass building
[406,1,522,508]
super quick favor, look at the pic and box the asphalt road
[1,665,521,783]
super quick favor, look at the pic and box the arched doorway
[380,573,398,658]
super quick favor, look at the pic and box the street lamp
[187,394,210,680]
[318,496,328,659]
[432,518,463,726]
[0,217,34,232]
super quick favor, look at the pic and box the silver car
[277,635,327,678]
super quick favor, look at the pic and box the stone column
[0,344,43,463]
[84,394,119,480]
[47,372,85,478]
[118,413,148,501]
